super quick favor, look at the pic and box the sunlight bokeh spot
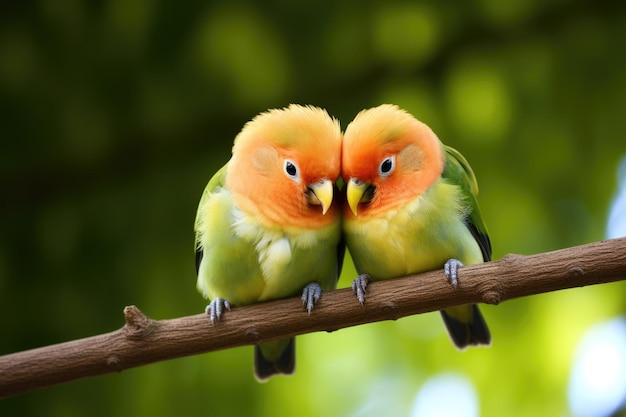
[444,58,513,145]
[411,373,479,417]
[372,4,440,69]
[568,318,626,417]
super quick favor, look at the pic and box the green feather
[442,146,492,262]
[194,165,228,274]
[439,146,492,347]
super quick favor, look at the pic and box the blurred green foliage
[1,1,626,416]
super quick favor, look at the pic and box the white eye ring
[379,156,395,178]
[284,160,300,181]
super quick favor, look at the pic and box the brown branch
[1,237,625,398]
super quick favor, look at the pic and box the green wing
[442,146,492,262]
[194,164,228,274]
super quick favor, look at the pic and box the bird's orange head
[225,104,342,228]
[341,104,445,218]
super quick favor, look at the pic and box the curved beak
[307,179,334,215]
[346,178,372,216]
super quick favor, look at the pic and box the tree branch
[1,237,625,398]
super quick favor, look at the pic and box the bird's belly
[345,215,471,280]
[349,238,449,280]
[199,212,341,306]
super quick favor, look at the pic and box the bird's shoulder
[441,145,491,261]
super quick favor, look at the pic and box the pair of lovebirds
[194,104,492,381]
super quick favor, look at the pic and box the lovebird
[194,104,344,380]
[341,104,491,349]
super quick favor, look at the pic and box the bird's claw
[444,258,464,288]
[352,274,371,305]
[205,298,231,323]
[301,282,322,314]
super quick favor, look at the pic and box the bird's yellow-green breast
[343,178,483,280]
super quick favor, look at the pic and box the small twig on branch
[1,237,625,398]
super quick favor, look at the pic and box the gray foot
[352,274,371,304]
[301,282,322,314]
[205,298,231,323]
[444,259,464,288]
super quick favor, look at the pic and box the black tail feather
[440,305,491,349]
[254,338,295,381]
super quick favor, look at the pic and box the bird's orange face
[341,104,445,218]
[225,105,342,229]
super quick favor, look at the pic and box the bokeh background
[2,1,626,416]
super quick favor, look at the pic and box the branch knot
[106,355,123,372]
[122,305,155,340]
[476,279,506,305]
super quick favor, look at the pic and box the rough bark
[1,237,625,399]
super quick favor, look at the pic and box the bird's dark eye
[379,156,395,177]
[284,160,299,180]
